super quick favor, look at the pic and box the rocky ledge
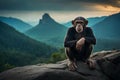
[0,50,120,80]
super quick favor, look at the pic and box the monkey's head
[72,16,88,28]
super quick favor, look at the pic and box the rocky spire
[39,13,55,24]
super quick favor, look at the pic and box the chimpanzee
[64,17,96,71]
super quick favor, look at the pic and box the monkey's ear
[71,20,74,25]
[85,20,88,25]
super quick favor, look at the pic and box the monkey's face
[75,24,83,33]
[74,20,84,26]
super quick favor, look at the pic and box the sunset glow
[95,5,120,12]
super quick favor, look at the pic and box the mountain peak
[39,13,54,24]
[43,13,51,19]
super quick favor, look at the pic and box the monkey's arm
[64,28,77,48]
[84,27,96,45]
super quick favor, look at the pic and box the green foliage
[0,49,59,72]
[0,63,15,72]
[48,48,66,63]
[0,64,14,72]
[51,53,63,62]
[0,48,66,73]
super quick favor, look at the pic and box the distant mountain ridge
[0,21,56,71]
[0,16,33,32]
[92,12,120,51]
[62,16,107,27]
[25,13,67,47]
[0,21,56,57]
[87,16,106,27]
[92,12,120,39]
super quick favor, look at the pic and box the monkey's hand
[76,37,85,50]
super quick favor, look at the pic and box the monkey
[64,17,96,71]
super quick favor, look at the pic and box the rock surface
[0,50,120,80]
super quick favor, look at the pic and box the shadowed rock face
[0,50,120,80]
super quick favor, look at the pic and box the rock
[0,64,86,80]
[0,50,120,80]
[96,50,120,80]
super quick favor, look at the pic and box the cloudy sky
[0,0,120,25]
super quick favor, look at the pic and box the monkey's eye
[76,21,84,24]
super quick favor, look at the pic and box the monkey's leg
[65,47,75,62]
[65,48,77,71]
[84,44,93,60]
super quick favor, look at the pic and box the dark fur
[64,27,96,62]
